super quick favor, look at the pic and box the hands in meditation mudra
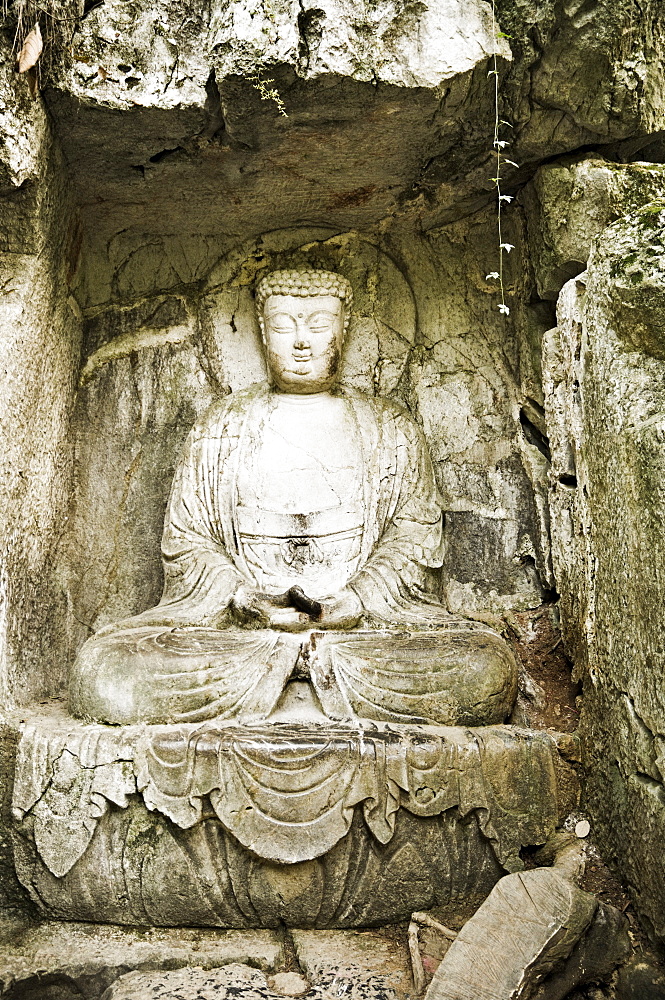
[70,270,517,726]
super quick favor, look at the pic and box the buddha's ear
[257,315,267,345]
[341,301,351,339]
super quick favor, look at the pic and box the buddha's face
[261,294,346,393]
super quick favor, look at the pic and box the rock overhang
[32,0,665,251]
[38,0,516,244]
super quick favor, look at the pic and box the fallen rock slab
[424,866,626,1000]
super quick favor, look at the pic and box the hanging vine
[486,0,516,316]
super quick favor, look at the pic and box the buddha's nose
[293,325,310,350]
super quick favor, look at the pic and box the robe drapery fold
[13,716,565,872]
[122,384,450,629]
[72,385,518,727]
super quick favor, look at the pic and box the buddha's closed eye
[308,312,336,325]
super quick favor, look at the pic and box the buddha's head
[255,269,353,393]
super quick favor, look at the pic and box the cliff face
[543,198,665,944]
[0,48,81,707]
[2,0,665,942]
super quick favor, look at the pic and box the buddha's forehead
[263,293,343,317]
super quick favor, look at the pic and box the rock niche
[1,1,664,998]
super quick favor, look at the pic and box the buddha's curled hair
[255,269,354,326]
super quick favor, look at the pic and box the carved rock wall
[0,0,661,700]
[543,203,665,943]
[1,0,665,946]
[0,38,82,709]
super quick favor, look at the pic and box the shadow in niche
[558,473,578,488]
[3,974,86,999]
[520,398,551,462]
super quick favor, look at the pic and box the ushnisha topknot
[256,269,354,327]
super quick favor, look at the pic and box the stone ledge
[5,705,579,929]
[0,918,283,999]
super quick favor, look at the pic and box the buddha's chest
[237,396,363,514]
[235,395,365,593]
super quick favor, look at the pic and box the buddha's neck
[273,390,335,403]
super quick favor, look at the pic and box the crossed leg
[306,625,518,727]
[70,621,517,728]
[69,626,301,725]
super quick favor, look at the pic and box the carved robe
[137,383,448,628]
[70,385,517,726]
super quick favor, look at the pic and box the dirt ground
[506,602,580,733]
[505,602,652,953]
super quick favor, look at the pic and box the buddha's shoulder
[189,384,271,436]
[190,384,419,435]
[341,386,418,426]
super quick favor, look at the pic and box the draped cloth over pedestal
[12,715,563,877]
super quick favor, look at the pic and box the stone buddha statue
[70,269,517,727]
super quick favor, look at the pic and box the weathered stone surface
[543,205,665,942]
[522,159,665,300]
[269,972,310,996]
[10,707,575,927]
[532,899,631,1000]
[102,963,406,1000]
[616,953,665,999]
[292,929,413,997]
[64,334,216,644]
[41,0,665,246]
[0,920,283,999]
[541,277,591,676]
[423,867,621,1000]
[0,0,662,705]
[102,963,280,1000]
[2,0,659,708]
[400,217,554,614]
[0,34,82,711]
[0,28,54,195]
[36,0,665,643]
[0,922,423,999]
[0,0,661,961]
[45,0,508,283]
[0,723,34,918]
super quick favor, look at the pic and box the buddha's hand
[230,584,312,631]
[269,586,363,631]
[229,585,275,628]
[230,584,362,631]
[317,588,364,630]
